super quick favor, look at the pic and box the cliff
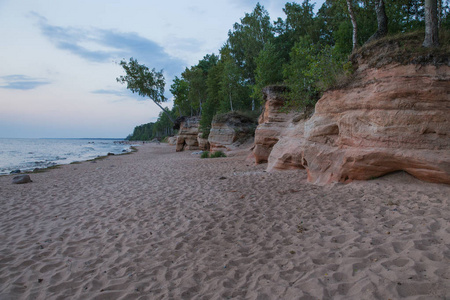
[208,112,257,152]
[175,116,202,152]
[254,86,306,165]
[173,113,256,152]
[254,35,450,185]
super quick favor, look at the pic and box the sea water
[0,138,133,175]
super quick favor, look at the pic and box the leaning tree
[117,58,175,123]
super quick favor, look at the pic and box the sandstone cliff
[253,86,305,165]
[175,116,201,152]
[255,37,450,185]
[208,112,257,152]
[173,116,209,151]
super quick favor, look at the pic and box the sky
[0,0,325,138]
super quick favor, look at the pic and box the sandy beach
[0,143,449,300]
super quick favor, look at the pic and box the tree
[179,54,219,117]
[227,3,273,85]
[423,0,440,47]
[170,76,190,117]
[117,58,174,123]
[346,0,358,51]
[153,108,176,138]
[252,41,285,102]
[367,0,388,42]
[200,61,224,137]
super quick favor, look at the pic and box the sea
[0,138,134,175]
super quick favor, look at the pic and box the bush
[201,151,227,159]
[210,151,227,158]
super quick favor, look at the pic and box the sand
[0,143,449,300]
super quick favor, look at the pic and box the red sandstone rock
[303,64,450,184]
[253,86,302,164]
[255,65,450,185]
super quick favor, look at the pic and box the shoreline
[0,143,449,299]
[0,143,139,177]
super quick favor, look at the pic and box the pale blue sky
[0,0,325,138]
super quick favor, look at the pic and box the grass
[200,151,227,159]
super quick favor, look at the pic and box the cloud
[30,12,187,77]
[91,88,149,102]
[0,75,50,90]
[92,89,128,97]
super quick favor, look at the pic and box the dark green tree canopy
[227,3,274,85]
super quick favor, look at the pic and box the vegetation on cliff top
[126,0,450,141]
[351,29,450,68]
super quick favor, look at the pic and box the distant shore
[1,143,449,299]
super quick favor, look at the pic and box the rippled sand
[0,143,449,299]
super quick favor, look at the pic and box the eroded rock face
[256,64,450,185]
[167,136,177,146]
[302,64,450,184]
[176,116,201,152]
[197,133,209,151]
[253,86,303,164]
[208,112,257,152]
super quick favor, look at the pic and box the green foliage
[200,61,223,137]
[126,107,177,141]
[200,151,227,158]
[210,151,227,158]
[126,123,155,141]
[152,107,176,139]
[177,54,219,118]
[227,3,274,85]
[170,76,190,117]
[283,38,347,109]
[252,42,285,102]
[218,47,251,112]
[117,58,174,123]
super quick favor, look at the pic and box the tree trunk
[229,92,234,112]
[367,0,388,42]
[423,0,440,47]
[438,0,442,27]
[346,0,358,51]
[153,100,175,124]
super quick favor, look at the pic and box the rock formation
[254,40,450,185]
[208,112,257,152]
[167,136,177,146]
[175,116,201,152]
[197,133,209,151]
[253,86,304,164]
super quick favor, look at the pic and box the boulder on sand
[12,174,32,184]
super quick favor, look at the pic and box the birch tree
[367,0,388,42]
[423,0,440,47]
[346,0,358,51]
[117,58,174,123]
